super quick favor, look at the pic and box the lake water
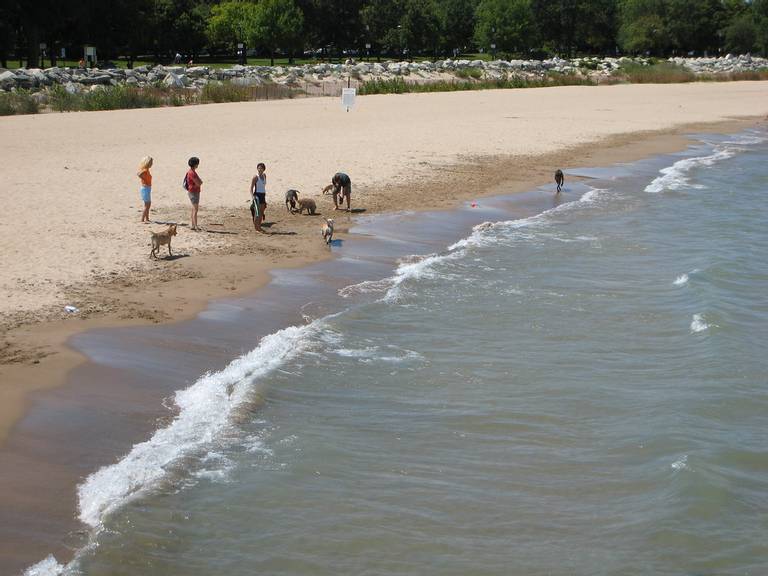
[29,128,768,576]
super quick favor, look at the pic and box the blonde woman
[137,156,153,223]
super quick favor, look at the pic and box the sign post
[341,87,356,112]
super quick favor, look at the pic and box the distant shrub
[49,85,81,111]
[455,67,484,79]
[358,74,595,95]
[618,62,695,83]
[13,90,39,114]
[0,90,39,115]
[200,82,252,103]
[0,93,14,116]
[80,85,162,110]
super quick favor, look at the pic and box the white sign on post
[341,87,356,112]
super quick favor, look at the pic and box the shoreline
[0,116,764,445]
[1,117,765,574]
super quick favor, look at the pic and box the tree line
[2,0,768,69]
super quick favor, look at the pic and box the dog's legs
[168,240,172,257]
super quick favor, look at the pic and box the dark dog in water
[554,169,564,193]
[285,189,299,212]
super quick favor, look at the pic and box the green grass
[0,90,39,115]
[44,80,297,113]
[49,84,163,111]
[455,67,484,79]
[358,73,595,95]
[617,62,696,83]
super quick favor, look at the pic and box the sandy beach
[1,81,768,573]
[1,82,768,443]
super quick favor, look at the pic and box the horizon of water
[26,127,768,576]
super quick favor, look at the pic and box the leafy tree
[208,0,259,51]
[360,0,402,57]
[617,0,667,55]
[665,0,722,55]
[532,0,617,56]
[754,0,768,55]
[255,0,304,64]
[397,0,442,56]
[301,0,364,57]
[724,12,757,54]
[437,0,478,54]
[0,1,19,68]
[474,0,537,57]
[152,0,209,61]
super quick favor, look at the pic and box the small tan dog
[321,218,334,245]
[150,224,177,259]
[296,198,317,215]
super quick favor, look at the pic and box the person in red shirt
[185,156,203,231]
[137,156,153,223]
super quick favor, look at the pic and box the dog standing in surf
[321,218,334,245]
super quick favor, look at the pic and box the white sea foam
[645,147,736,193]
[23,556,64,576]
[690,314,709,333]
[721,133,767,146]
[579,187,608,203]
[671,455,689,472]
[339,250,465,304]
[77,321,323,529]
[673,274,689,286]
[338,278,393,298]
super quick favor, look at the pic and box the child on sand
[137,156,153,223]
[185,156,203,231]
[249,162,267,232]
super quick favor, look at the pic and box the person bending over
[322,172,352,212]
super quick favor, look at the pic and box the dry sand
[1,81,768,442]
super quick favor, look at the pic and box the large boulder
[0,69,18,89]
[79,73,113,85]
[162,72,185,88]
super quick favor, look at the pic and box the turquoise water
[31,129,768,576]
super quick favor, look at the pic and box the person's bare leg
[142,201,151,222]
[191,204,199,230]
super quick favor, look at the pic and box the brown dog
[150,224,177,259]
[296,198,317,215]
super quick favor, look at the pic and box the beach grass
[49,84,163,111]
[358,73,595,95]
[618,61,696,83]
[455,67,484,79]
[45,81,297,113]
[0,90,39,115]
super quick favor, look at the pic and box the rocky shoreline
[1,54,766,98]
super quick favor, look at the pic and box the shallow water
[30,129,768,576]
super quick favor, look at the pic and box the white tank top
[255,174,266,194]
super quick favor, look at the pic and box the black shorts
[255,192,266,205]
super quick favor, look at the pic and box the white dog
[321,218,334,245]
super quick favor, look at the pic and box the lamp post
[491,27,496,60]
